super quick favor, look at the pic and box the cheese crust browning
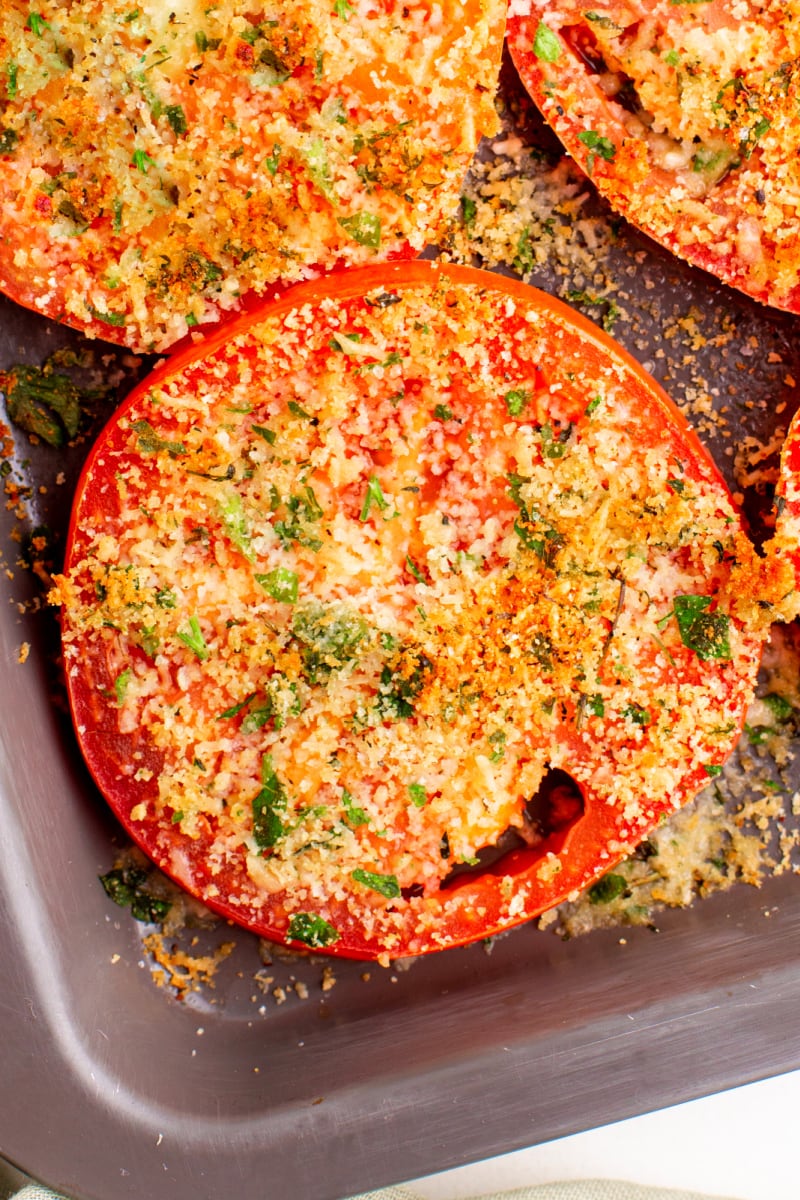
[0,0,502,350]
[52,262,781,958]
[507,0,800,313]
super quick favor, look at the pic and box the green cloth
[352,1184,743,1200]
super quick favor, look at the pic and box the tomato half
[52,260,769,959]
[507,1,800,314]
[0,1,503,353]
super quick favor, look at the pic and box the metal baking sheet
[1,52,799,1200]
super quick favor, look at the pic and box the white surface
[404,1069,800,1200]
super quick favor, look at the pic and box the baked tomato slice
[52,260,769,960]
[507,0,800,314]
[0,0,503,353]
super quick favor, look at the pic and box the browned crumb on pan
[142,931,235,998]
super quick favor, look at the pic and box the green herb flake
[303,136,333,196]
[131,418,186,457]
[217,492,253,560]
[292,603,368,682]
[577,129,616,174]
[287,911,340,947]
[504,388,532,417]
[540,421,573,459]
[433,403,453,421]
[351,867,401,898]
[287,399,313,420]
[588,871,627,904]
[377,650,432,720]
[405,555,428,584]
[622,703,651,726]
[252,754,290,848]
[584,11,622,29]
[165,104,187,136]
[342,787,370,827]
[132,148,157,173]
[333,0,354,17]
[533,20,562,62]
[460,195,477,231]
[408,782,427,807]
[585,394,603,416]
[256,566,299,604]
[99,865,170,923]
[263,143,282,175]
[488,729,506,762]
[703,763,723,777]
[339,212,381,249]
[26,12,49,37]
[176,615,208,660]
[217,692,258,720]
[673,594,732,661]
[360,474,390,521]
[5,62,18,100]
[762,692,793,722]
[195,31,222,53]
[0,363,85,445]
[87,304,127,328]
[114,667,132,706]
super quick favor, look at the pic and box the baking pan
[1,53,799,1200]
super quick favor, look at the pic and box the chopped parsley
[0,362,86,446]
[0,127,18,155]
[351,868,401,898]
[256,566,299,604]
[165,104,187,136]
[114,667,132,706]
[286,912,340,947]
[131,419,186,457]
[533,21,562,62]
[99,864,170,923]
[176,615,208,660]
[252,754,290,848]
[504,388,532,417]
[377,649,432,720]
[292,602,368,682]
[588,872,627,904]
[408,782,427,807]
[578,129,616,174]
[342,788,370,827]
[673,594,732,661]
[360,474,390,521]
[339,212,382,249]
